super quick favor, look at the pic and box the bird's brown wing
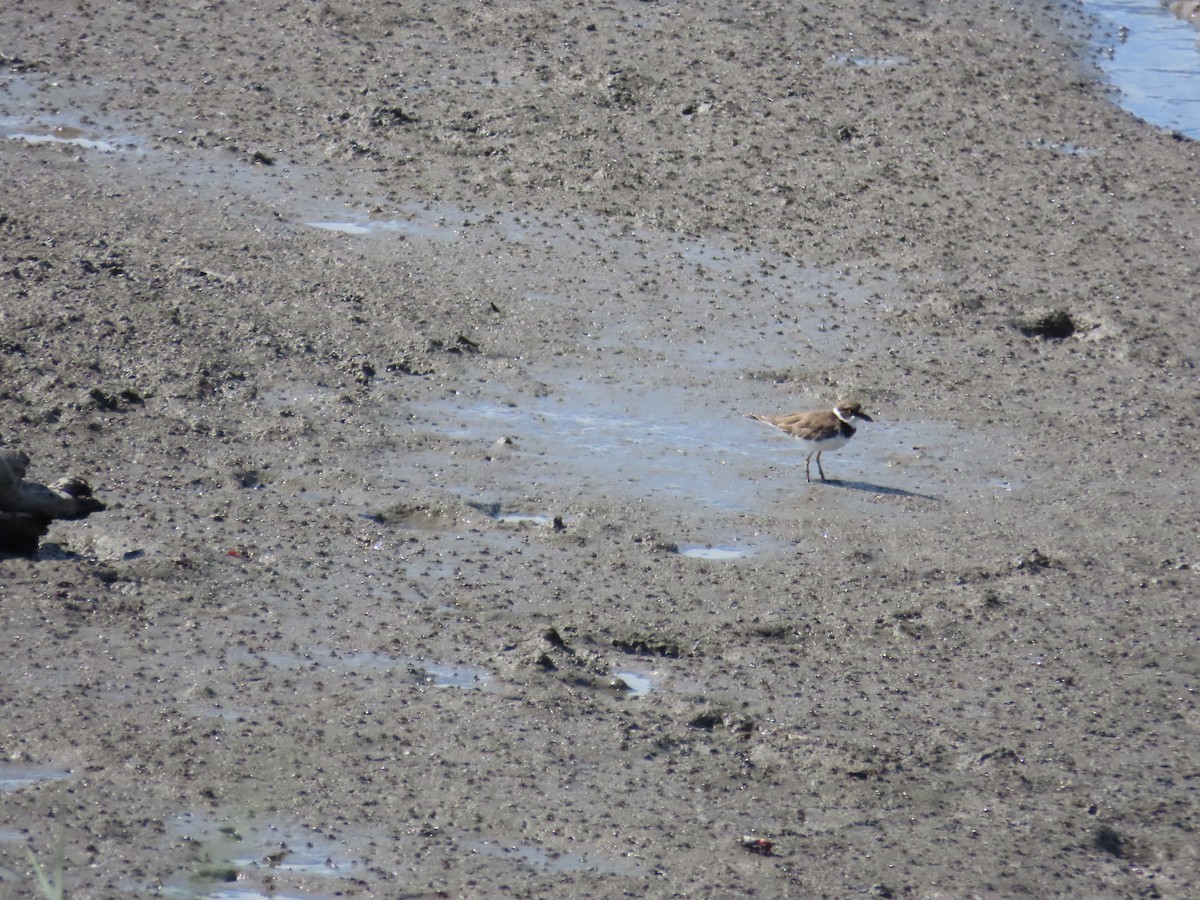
[747,411,839,441]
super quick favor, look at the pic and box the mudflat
[2,1,1198,897]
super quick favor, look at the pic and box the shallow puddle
[675,544,754,560]
[3,126,142,153]
[0,86,146,154]
[303,202,479,242]
[1086,0,1200,137]
[470,502,556,526]
[407,392,771,513]
[399,382,1017,526]
[169,812,355,897]
[612,670,655,696]
[419,660,492,689]
[0,765,72,792]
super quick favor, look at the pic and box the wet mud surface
[2,1,1199,897]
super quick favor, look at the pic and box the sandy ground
[2,1,1199,897]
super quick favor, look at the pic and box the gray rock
[0,450,105,557]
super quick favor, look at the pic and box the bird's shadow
[823,478,941,501]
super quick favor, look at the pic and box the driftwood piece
[0,449,105,557]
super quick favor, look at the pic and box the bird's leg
[815,452,827,482]
[804,452,814,483]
